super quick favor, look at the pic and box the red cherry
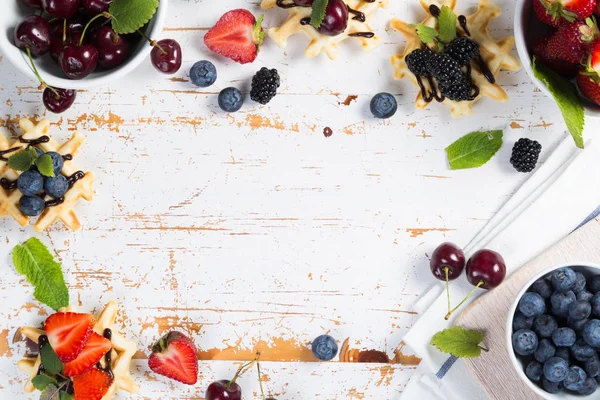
[91,26,130,69]
[43,88,76,113]
[205,380,242,400]
[466,249,506,289]
[81,0,111,15]
[14,15,52,57]
[58,43,98,79]
[430,242,465,281]
[150,39,182,74]
[317,0,348,36]
[42,0,80,19]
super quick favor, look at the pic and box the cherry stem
[444,280,484,320]
[80,12,111,47]
[62,19,66,42]
[257,361,266,400]
[137,29,167,55]
[25,47,59,98]
[445,267,450,315]
[226,353,260,388]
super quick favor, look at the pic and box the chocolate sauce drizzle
[96,328,114,378]
[0,147,21,161]
[0,178,17,190]
[20,136,50,146]
[67,171,85,188]
[62,154,73,161]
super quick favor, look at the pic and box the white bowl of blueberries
[508,265,600,398]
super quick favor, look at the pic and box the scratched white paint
[0,0,594,398]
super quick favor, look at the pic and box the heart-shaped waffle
[261,0,388,60]
[17,301,139,399]
[390,0,521,117]
[0,118,94,232]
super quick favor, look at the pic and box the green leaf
[532,57,585,149]
[109,0,159,35]
[32,374,58,391]
[59,391,74,400]
[40,342,63,376]
[445,130,503,170]
[430,327,485,358]
[36,154,55,178]
[414,24,438,44]
[438,5,457,42]
[310,0,329,28]
[40,384,62,400]
[12,238,69,311]
[7,147,35,171]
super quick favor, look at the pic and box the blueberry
[513,311,534,331]
[519,292,546,318]
[218,87,243,112]
[572,339,596,361]
[543,357,569,382]
[512,329,539,356]
[555,347,571,364]
[542,377,562,393]
[578,377,598,395]
[370,93,397,119]
[564,365,587,391]
[533,315,557,338]
[550,290,576,318]
[535,338,556,363]
[19,195,45,217]
[43,175,68,198]
[17,170,43,196]
[526,361,543,382]
[574,272,587,292]
[569,317,589,333]
[589,275,600,293]
[190,60,217,88]
[45,152,64,175]
[592,293,600,317]
[585,355,600,378]
[552,327,576,347]
[578,290,594,302]
[583,319,600,347]
[530,278,553,299]
[552,268,577,293]
[311,334,338,361]
[569,300,592,320]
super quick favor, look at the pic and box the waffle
[390,0,521,117]
[17,301,139,400]
[261,0,389,60]
[0,118,94,232]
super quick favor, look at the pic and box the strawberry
[204,9,266,64]
[534,0,595,27]
[148,331,198,385]
[546,18,599,65]
[73,367,113,400]
[44,312,94,362]
[577,39,600,104]
[63,332,112,377]
[533,34,579,76]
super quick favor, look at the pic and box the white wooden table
[0,0,589,398]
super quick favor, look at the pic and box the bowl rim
[1,0,168,90]
[506,263,600,399]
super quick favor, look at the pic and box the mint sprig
[310,0,329,28]
[36,154,55,177]
[445,130,503,170]
[12,238,69,311]
[7,147,37,171]
[438,5,457,43]
[109,0,159,35]
[413,24,438,44]
[431,327,486,358]
[532,57,585,149]
[32,375,58,391]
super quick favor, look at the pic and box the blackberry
[426,52,463,87]
[510,138,542,173]
[250,67,280,105]
[446,37,480,66]
[405,48,432,76]
[439,79,473,101]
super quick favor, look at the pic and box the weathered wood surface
[0,0,595,398]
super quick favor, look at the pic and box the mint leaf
[310,0,329,28]
[12,238,69,311]
[32,375,58,391]
[430,327,485,358]
[532,57,585,149]
[36,154,55,178]
[445,130,503,170]
[40,384,62,400]
[414,24,438,44]
[7,147,35,171]
[438,5,457,42]
[109,0,159,35]
[40,343,63,376]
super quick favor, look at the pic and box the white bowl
[0,0,168,89]
[513,0,600,117]
[507,263,600,399]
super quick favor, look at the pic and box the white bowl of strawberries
[515,0,600,116]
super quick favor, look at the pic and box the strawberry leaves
[430,327,486,358]
[109,0,159,35]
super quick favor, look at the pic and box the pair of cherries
[430,242,506,319]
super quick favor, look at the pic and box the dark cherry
[150,39,182,74]
[52,14,85,35]
[466,249,506,289]
[430,242,466,281]
[58,44,98,79]
[205,380,242,400]
[317,0,348,36]
[42,0,80,19]
[14,15,52,56]
[43,87,76,113]
[50,31,82,61]
[91,26,130,69]
[19,0,43,8]
[81,0,111,14]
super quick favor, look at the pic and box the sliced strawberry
[63,332,112,377]
[148,331,198,385]
[73,367,113,400]
[204,9,266,64]
[590,39,600,71]
[44,312,94,362]
[534,0,595,27]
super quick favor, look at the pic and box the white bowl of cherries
[0,0,181,113]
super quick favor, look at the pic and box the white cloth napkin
[402,134,600,400]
